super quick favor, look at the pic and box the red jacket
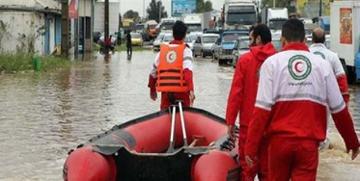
[245,43,360,158]
[148,40,194,110]
[226,43,276,127]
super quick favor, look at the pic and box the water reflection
[0,51,358,180]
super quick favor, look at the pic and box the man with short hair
[245,19,359,181]
[310,27,350,149]
[310,27,349,103]
[148,21,195,110]
[226,24,276,181]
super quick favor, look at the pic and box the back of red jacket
[245,43,359,157]
[226,43,276,127]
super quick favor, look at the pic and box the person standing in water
[245,19,359,181]
[126,31,132,58]
[226,24,276,181]
[148,21,195,110]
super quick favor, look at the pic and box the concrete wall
[0,11,46,54]
[94,2,120,34]
[78,0,93,52]
[78,0,92,17]
[0,0,61,10]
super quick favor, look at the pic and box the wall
[78,0,93,52]
[0,11,45,54]
[94,2,120,34]
[78,0,92,17]
[49,15,56,54]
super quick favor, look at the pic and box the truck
[223,0,258,30]
[157,17,177,31]
[261,8,288,30]
[330,0,360,83]
[182,14,202,33]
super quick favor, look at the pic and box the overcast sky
[100,0,224,17]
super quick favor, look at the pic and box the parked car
[193,34,220,58]
[153,33,165,51]
[213,30,248,65]
[162,33,174,44]
[185,34,198,51]
[131,32,144,46]
[272,32,282,51]
[212,37,222,60]
[203,28,221,35]
[232,36,250,67]
[152,33,173,50]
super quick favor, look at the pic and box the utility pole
[159,0,161,23]
[143,0,146,20]
[273,0,276,8]
[61,0,69,57]
[319,0,323,17]
[105,0,109,50]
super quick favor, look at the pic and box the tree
[124,10,140,22]
[196,0,213,13]
[119,13,123,28]
[146,0,168,23]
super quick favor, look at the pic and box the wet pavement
[0,51,359,180]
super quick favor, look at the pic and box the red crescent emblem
[295,62,303,73]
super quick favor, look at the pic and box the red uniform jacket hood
[250,43,277,63]
[226,42,277,127]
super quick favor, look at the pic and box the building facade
[0,0,62,55]
[94,1,120,35]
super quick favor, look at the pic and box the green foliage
[124,10,140,22]
[146,0,168,22]
[196,0,213,13]
[0,54,70,73]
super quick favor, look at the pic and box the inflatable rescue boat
[63,105,240,181]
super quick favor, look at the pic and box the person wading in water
[148,21,195,110]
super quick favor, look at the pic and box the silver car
[153,33,165,51]
[185,34,198,51]
[193,34,220,58]
[153,33,173,51]
[232,37,250,67]
[162,33,174,44]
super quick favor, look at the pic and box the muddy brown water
[0,51,359,180]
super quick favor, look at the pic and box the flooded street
[0,50,359,180]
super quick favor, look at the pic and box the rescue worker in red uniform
[310,27,350,149]
[226,24,276,181]
[148,21,195,110]
[245,19,360,181]
[310,27,349,103]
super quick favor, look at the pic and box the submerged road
[0,51,359,180]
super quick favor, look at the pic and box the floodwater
[0,51,359,180]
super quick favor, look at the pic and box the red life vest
[156,44,188,93]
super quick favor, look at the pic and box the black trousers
[127,45,132,56]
